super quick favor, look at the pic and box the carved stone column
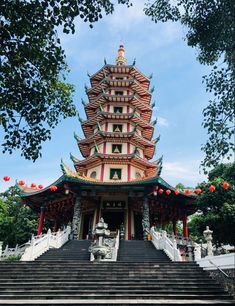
[203,226,213,256]
[142,196,150,241]
[72,196,81,240]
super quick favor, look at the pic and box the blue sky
[0,0,212,192]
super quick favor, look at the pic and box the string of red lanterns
[152,183,231,196]
[2,175,232,194]
[2,176,57,192]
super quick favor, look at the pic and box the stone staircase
[118,240,170,262]
[0,240,233,305]
[36,240,90,261]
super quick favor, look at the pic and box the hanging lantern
[222,182,230,189]
[184,189,191,195]
[209,185,215,192]
[38,184,43,189]
[18,180,25,186]
[153,191,157,196]
[3,176,10,182]
[174,189,180,195]
[50,185,58,192]
[194,188,202,194]
[30,183,36,188]
[158,189,164,194]
[166,189,171,195]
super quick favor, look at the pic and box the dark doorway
[134,212,143,240]
[82,213,93,239]
[102,211,124,231]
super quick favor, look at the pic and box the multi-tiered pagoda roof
[19,46,196,240]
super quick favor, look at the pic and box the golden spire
[116,44,126,66]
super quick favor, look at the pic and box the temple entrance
[102,211,124,232]
[82,213,94,239]
[134,212,143,240]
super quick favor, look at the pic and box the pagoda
[19,45,196,240]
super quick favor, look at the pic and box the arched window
[90,171,97,178]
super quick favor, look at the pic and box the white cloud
[161,160,206,187]
[106,0,146,31]
[158,116,170,127]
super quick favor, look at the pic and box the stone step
[0,293,231,300]
[0,281,219,286]
[0,240,232,304]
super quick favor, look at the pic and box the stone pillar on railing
[0,241,3,259]
[194,243,201,260]
[188,246,193,261]
[203,226,213,256]
[142,196,150,241]
[161,230,167,249]
[47,229,51,248]
[72,196,81,240]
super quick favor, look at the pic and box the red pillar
[127,164,131,181]
[173,220,177,236]
[100,164,104,181]
[37,206,45,236]
[183,216,188,239]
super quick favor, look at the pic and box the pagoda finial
[116,44,126,66]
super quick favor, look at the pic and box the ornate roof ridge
[87,77,151,96]
[81,111,154,129]
[76,130,155,147]
[85,93,152,111]
[60,159,80,178]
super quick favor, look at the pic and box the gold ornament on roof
[116,45,126,66]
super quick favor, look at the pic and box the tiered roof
[69,45,162,179]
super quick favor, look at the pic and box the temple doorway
[134,212,143,240]
[82,213,94,239]
[102,211,124,232]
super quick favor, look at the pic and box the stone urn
[89,218,111,261]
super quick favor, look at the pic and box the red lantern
[30,183,36,188]
[38,184,43,189]
[222,182,230,189]
[209,185,215,192]
[166,189,171,195]
[50,185,57,192]
[158,189,164,194]
[184,189,191,195]
[3,176,10,182]
[18,180,25,186]
[194,188,202,194]
[174,189,180,195]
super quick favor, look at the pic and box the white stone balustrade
[20,226,71,261]
[150,227,182,261]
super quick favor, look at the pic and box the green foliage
[0,0,131,161]
[5,255,21,261]
[188,163,235,245]
[144,0,235,172]
[175,183,185,190]
[0,187,38,247]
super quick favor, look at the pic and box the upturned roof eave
[19,174,196,201]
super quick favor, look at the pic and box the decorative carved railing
[150,227,182,261]
[0,226,72,261]
[0,243,27,260]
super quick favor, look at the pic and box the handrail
[209,260,230,278]
[20,226,71,261]
[150,228,182,261]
